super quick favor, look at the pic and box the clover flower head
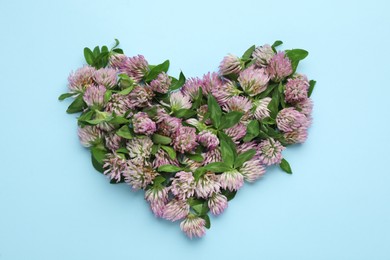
[170,91,192,111]
[224,123,247,143]
[202,148,222,165]
[283,127,308,144]
[267,51,293,82]
[276,107,309,132]
[212,80,242,105]
[68,66,95,92]
[104,93,131,116]
[103,153,127,183]
[78,125,103,147]
[145,185,170,217]
[219,54,243,75]
[126,136,153,162]
[150,72,171,94]
[238,66,270,96]
[181,77,203,100]
[202,72,223,95]
[180,214,206,239]
[223,96,252,115]
[127,86,154,109]
[162,199,190,221]
[124,54,149,82]
[132,112,156,135]
[195,172,221,199]
[83,85,106,108]
[170,171,195,200]
[219,169,244,191]
[93,68,117,88]
[152,149,179,168]
[240,157,266,182]
[158,116,182,137]
[173,126,198,153]
[258,138,285,166]
[253,97,272,120]
[285,74,309,104]
[252,44,275,67]
[197,130,219,151]
[208,193,228,215]
[105,133,122,151]
[124,162,158,190]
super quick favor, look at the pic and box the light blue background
[0,0,389,259]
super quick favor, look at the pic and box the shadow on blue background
[0,0,389,259]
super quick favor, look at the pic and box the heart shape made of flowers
[59,39,315,239]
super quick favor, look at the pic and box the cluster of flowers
[59,40,315,239]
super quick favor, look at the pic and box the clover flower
[240,157,266,182]
[127,85,154,109]
[158,116,182,137]
[195,172,221,199]
[224,123,247,143]
[124,54,149,82]
[124,162,158,190]
[285,75,309,104]
[105,133,122,151]
[170,171,195,200]
[180,214,206,239]
[83,85,106,108]
[152,149,179,168]
[212,81,242,105]
[219,54,243,75]
[238,66,270,96]
[267,51,293,82]
[253,97,272,120]
[145,185,169,217]
[223,96,252,115]
[181,77,203,100]
[170,91,192,111]
[104,93,131,116]
[202,148,222,165]
[173,126,198,153]
[208,193,228,215]
[219,169,244,191]
[126,136,153,162]
[295,98,313,120]
[150,72,171,94]
[258,138,285,166]
[109,53,128,70]
[78,125,103,147]
[103,153,127,183]
[162,199,190,221]
[237,141,258,154]
[93,68,117,88]
[197,130,219,151]
[197,105,211,124]
[68,66,95,93]
[283,127,308,144]
[252,44,275,67]
[132,112,156,135]
[276,107,309,132]
[202,72,223,95]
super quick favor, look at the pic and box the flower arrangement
[59,39,316,238]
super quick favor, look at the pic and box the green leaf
[145,60,170,82]
[112,48,124,54]
[192,204,204,215]
[203,162,232,173]
[93,46,100,57]
[104,90,112,103]
[108,116,129,125]
[191,88,203,110]
[174,109,197,119]
[220,139,235,168]
[118,74,135,90]
[221,189,237,201]
[152,134,172,145]
[258,83,277,99]
[242,45,255,60]
[219,111,243,130]
[157,164,182,173]
[116,125,133,139]
[101,46,108,53]
[151,144,160,155]
[84,47,94,65]
[268,87,280,119]
[271,40,283,52]
[243,120,260,142]
[285,49,309,73]
[201,214,211,229]
[234,149,256,168]
[91,147,106,173]
[66,94,86,114]
[308,80,316,97]
[161,145,176,160]
[218,132,237,160]
[118,86,134,95]
[279,158,292,174]
[186,153,204,162]
[58,92,74,101]
[153,176,166,185]
[116,147,129,154]
[193,167,207,181]
[170,71,186,91]
[207,94,222,128]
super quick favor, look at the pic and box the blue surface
[1,0,389,259]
